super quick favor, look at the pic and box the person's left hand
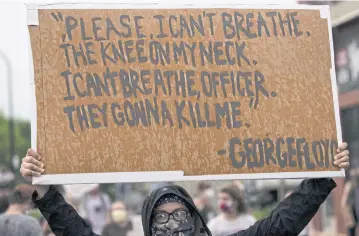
[334,142,350,170]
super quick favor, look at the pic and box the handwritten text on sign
[36,9,337,175]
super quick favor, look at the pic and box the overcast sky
[0,3,31,121]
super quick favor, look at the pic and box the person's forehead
[219,192,232,199]
[154,202,188,213]
[112,202,125,210]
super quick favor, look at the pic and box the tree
[0,111,31,171]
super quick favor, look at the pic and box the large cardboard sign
[28,3,343,185]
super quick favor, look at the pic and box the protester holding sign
[20,143,349,236]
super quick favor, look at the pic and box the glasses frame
[152,208,190,224]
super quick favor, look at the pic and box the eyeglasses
[153,209,190,224]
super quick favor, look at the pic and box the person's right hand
[20,149,45,181]
[20,149,49,199]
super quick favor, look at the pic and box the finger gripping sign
[28,3,343,185]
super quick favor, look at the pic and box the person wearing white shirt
[208,185,256,236]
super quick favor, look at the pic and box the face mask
[111,209,127,223]
[151,215,195,236]
[219,200,234,213]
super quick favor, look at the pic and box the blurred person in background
[341,168,359,236]
[230,181,253,214]
[102,201,134,236]
[194,181,216,223]
[20,144,350,236]
[231,181,245,194]
[83,184,112,234]
[0,189,9,214]
[0,184,42,236]
[66,184,99,221]
[208,185,256,236]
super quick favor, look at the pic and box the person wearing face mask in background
[207,186,256,236]
[102,201,134,236]
[0,184,43,236]
[20,143,351,236]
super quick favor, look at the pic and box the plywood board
[28,25,46,161]
[28,4,343,184]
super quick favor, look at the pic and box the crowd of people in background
[0,180,262,236]
[4,176,359,236]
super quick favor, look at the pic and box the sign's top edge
[26,3,330,26]
[26,3,329,11]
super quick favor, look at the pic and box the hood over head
[142,184,211,236]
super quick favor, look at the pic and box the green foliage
[0,111,31,172]
[251,205,274,220]
[28,208,42,220]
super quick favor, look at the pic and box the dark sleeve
[32,185,99,236]
[231,178,337,236]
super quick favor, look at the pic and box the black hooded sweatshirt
[32,178,336,236]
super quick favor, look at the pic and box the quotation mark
[51,12,67,42]
[51,11,63,22]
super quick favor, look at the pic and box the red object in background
[336,48,348,67]
[219,202,231,212]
